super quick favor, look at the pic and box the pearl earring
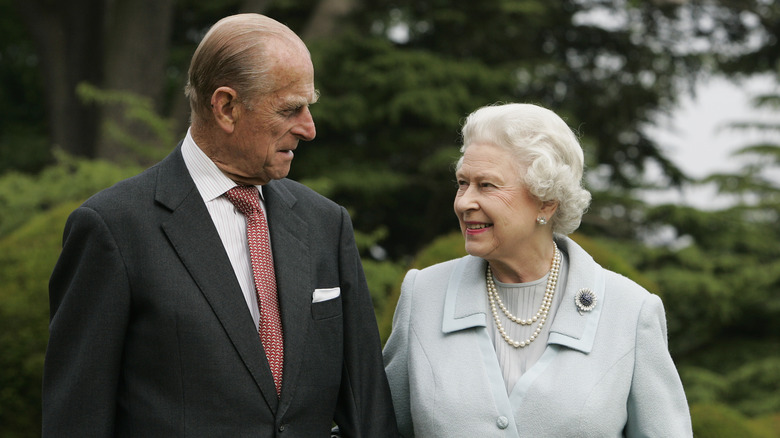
[536,216,547,225]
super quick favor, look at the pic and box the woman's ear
[540,199,559,217]
[210,86,240,134]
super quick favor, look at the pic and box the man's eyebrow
[287,90,319,108]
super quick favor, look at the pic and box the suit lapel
[263,180,311,411]
[155,147,280,412]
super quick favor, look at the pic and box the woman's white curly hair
[456,103,591,235]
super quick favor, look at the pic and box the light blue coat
[383,236,692,437]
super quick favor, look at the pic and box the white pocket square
[312,287,340,303]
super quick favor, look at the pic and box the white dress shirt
[181,129,267,329]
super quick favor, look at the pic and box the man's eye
[480,182,495,188]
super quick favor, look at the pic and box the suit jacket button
[496,416,509,429]
[278,424,286,432]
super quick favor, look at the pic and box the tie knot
[225,185,262,216]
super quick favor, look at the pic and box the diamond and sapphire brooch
[575,288,597,315]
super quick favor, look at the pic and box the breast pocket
[311,295,342,320]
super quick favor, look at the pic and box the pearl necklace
[486,242,561,348]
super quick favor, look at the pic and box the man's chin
[222,164,292,185]
[223,172,271,186]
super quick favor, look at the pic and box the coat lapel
[262,180,311,412]
[155,147,280,412]
[440,256,522,436]
[438,237,607,429]
[547,236,606,354]
[441,237,606,353]
[441,256,488,333]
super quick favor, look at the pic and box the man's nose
[294,107,316,141]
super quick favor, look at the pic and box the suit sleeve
[332,206,399,437]
[625,294,693,437]
[43,206,130,437]
[382,270,417,438]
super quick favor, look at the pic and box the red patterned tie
[225,186,284,396]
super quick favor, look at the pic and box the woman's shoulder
[602,269,654,302]
[559,235,657,308]
[598,269,668,327]
[408,255,479,281]
[401,255,478,299]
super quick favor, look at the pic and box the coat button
[497,416,509,429]
[278,424,286,432]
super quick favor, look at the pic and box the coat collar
[547,236,605,354]
[441,235,606,354]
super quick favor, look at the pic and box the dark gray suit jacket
[43,146,397,437]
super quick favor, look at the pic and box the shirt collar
[181,129,265,202]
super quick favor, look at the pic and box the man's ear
[210,86,240,134]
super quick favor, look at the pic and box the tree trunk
[301,0,356,42]
[14,0,107,158]
[239,0,273,14]
[98,0,175,162]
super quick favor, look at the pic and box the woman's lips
[465,222,492,235]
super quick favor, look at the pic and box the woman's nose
[454,186,478,212]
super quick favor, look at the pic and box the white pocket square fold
[312,287,341,303]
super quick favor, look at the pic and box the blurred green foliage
[76,82,175,164]
[690,404,779,438]
[0,202,77,437]
[0,154,142,437]
[0,147,144,437]
[0,150,143,236]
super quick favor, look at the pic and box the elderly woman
[383,103,692,437]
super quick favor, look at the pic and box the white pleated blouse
[485,254,570,393]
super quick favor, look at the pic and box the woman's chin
[464,242,488,259]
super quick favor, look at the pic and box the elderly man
[43,13,397,437]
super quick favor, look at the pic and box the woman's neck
[488,238,556,283]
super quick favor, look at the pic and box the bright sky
[643,74,780,209]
